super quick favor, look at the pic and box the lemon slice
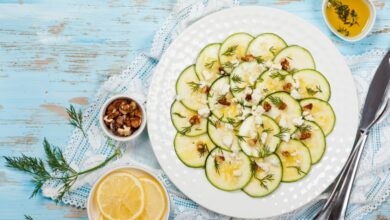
[138,177,167,220]
[97,172,145,220]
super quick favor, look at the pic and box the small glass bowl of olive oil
[322,0,376,42]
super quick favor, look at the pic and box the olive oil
[325,0,371,38]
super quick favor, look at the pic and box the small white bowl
[99,94,146,142]
[87,166,170,220]
[322,0,376,42]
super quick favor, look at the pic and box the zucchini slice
[230,61,266,106]
[170,101,207,136]
[256,69,295,97]
[176,65,208,111]
[207,118,239,151]
[293,120,326,164]
[246,33,287,62]
[293,69,331,101]
[195,43,222,84]
[207,76,243,124]
[219,33,254,73]
[276,140,311,182]
[174,133,216,168]
[300,98,336,136]
[238,115,281,157]
[273,45,316,71]
[262,92,302,134]
[243,154,283,197]
[205,148,252,191]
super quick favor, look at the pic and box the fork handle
[328,131,368,220]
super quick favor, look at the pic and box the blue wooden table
[0,0,389,219]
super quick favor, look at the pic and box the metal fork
[314,98,390,220]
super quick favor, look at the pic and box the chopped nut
[196,142,208,154]
[263,101,272,112]
[130,117,142,128]
[300,132,312,140]
[245,94,252,101]
[303,103,313,110]
[248,139,257,146]
[215,155,225,164]
[281,58,290,71]
[283,83,292,92]
[278,102,287,110]
[103,115,113,123]
[116,115,125,127]
[189,115,201,125]
[200,86,210,94]
[281,151,290,157]
[241,54,255,62]
[217,96,231,106]
[117,125,131,136]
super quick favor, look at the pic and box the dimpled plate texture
[147,6,358,219]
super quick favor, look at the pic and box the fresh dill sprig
[231,87,245,93]
[4,139,120,201]
[257,174,274,190]
[231,74,243,83]
[226,117,237,126]
[269,72,287,81]
[274,127,290,138]
[306,85,322,96]
[250,160,258,176]
[269,46,277,56]
[179,124,194,135]
[222,45,238,56]
[297,124,312,133]
[328,0,359,27]
[66,105,86,137]
[205,60,216,69]
[214,158,220,174]
[24,215,33,220]
[197,143,209,158]
[258,145,272,158]
[268,96,285,108]
[255,56,265,64]
[173,112,186,119]
[222,61,235,70]
[337,27,350,36]
[237,98,245,106]
[187,81,201,92]
[287,166,307,176]
[262,128,273,133]
[236,135,248,143]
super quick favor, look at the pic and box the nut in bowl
[88,166,170,220]
[100,95,146,141]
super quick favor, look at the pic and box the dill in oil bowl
[325,0,371,38]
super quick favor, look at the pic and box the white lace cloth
[41,1,390,219]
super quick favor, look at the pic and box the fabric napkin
[41,0,390,219]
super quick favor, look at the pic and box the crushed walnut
[281,58,290,71]
[218,96,231,106]
[263,101,272,112]
[103,98,143,137]
[303,103,313,110]
[241,54,255,62]
[283,83,292,92]
[300,132,312,140]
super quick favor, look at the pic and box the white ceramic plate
[147,6,358,218]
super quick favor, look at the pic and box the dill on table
[4,139,120,201]
[66,105,87,137]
